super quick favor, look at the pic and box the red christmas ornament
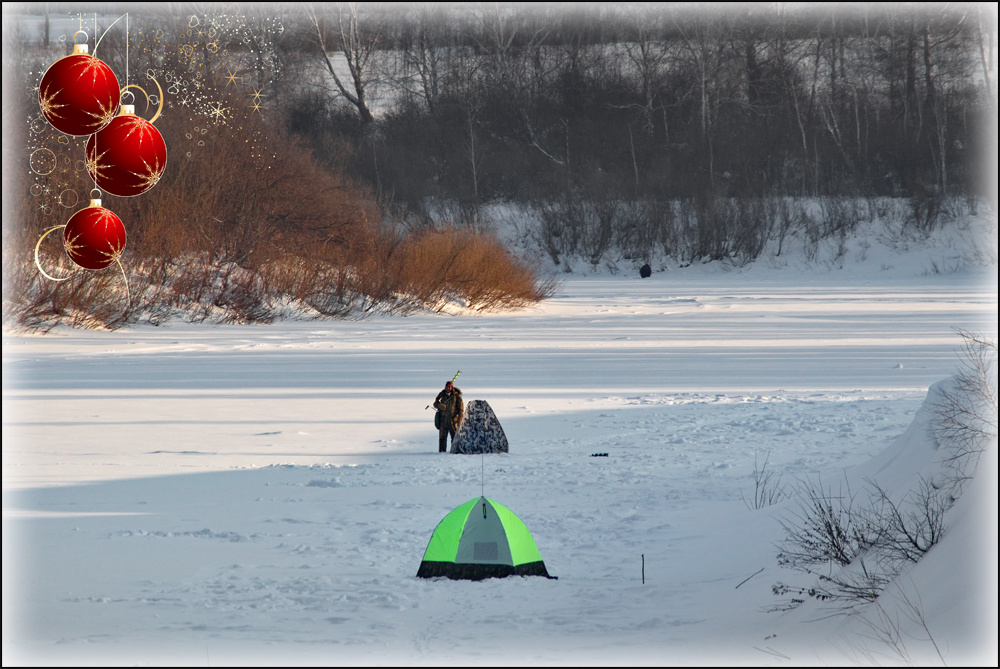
[38,43,120,136]
[86,105,168,197]
[63,198,127,270]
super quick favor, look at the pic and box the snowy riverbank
[2,266,997,665]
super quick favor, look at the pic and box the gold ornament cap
[90,198,102,208]
[118,104,135,116]
[72,43,89,55]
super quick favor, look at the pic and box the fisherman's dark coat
[434,387,464,431]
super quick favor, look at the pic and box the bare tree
[622,7,668,135]
[975,4,997,119]
[975,5,998,211]
[308,2,384,124]
[776,9,819,195]
[404,3,445,114]
[465,111,483,205]
[469,3,562,166]
[669,9,738,192]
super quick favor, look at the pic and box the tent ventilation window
[474,542,499,560]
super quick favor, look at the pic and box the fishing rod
[426,370,462,409]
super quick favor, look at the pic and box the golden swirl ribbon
[34,225,72,282]
[120,76,164,124]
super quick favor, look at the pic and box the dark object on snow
[590,453,609,457]
[416,496,552,580]
[639,264,652,278]
[451,400,508,454]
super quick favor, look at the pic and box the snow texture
[2,259,998,666]
[451,400,509,455]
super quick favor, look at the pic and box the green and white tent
[416,496,552,580]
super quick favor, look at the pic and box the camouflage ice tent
[416,496,552,580]
[450,400,509,454]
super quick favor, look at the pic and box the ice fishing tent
[451,400,509,454]
[416,496,551,580]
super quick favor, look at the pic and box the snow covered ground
[2,259,997,665]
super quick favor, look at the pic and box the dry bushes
[395,227,558,312]
[253,224,557,318]
[4,106,554,329]
[932,330,998,485]
[2,149,141,331]
[106,104,373,271]
[769,331,997,615]
[770,475,951,614]
[3,25,556,331]
[7,259,134,332]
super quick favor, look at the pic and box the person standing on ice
[433,380,464,453]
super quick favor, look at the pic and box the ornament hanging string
[92,13,127,59]
[115,257,132,309]
[93,13,157,119]
[104,14,134,312]
[89,12,126,192]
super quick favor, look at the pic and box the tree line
[3,3,996,328]
[16,3,999,215]
[278,3,996,217]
